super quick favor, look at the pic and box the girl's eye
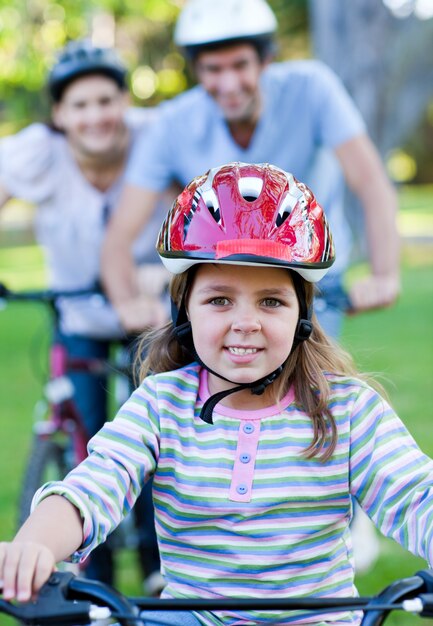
[210,297,230,306]
[262,298,281,307]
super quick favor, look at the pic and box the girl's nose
[232,315,261,334]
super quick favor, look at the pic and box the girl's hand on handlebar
[0,540,55,602]
[348,273,400,312]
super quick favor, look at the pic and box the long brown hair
[135,267,367,462]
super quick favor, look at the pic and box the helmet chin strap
[193,359,284,425]
[172,271,312,424]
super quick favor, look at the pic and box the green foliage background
[0,0,309,132]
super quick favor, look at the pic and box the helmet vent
[202,189,221,224]
[238,177,263,202]
[275,193,298,227]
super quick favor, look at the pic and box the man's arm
[335,134,401,311]
[101,184,162,331]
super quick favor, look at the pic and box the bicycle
[0,283,157,585]
[1,569,433,625]
[0,283,131,523]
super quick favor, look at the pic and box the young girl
[1,162,432,626]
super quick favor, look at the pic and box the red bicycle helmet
[157,162,335,282]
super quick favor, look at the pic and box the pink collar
[198,368,295,420]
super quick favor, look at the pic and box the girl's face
[52,74,128,158]
[187,264,300,408]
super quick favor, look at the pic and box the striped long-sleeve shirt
[34,363,433,625]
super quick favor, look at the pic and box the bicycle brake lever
[414,570,433,617]
[416,593,433,617]
[8,572,92,625]
[417,569,433,593]
[403,571,433,618]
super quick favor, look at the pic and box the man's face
[194,44,266,124]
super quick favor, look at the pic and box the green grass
[0,243,47,290]
[0,186,432,624]
[340,260,433,625]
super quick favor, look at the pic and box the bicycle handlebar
[0,282,355,313]
[315,282,354,314]
[2,570,433,626]
[0,282,104,304]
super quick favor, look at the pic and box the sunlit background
[1,0,433,183]
[384,0,433,19]
[0,5,432,621]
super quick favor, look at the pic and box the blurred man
[101,0,400,340]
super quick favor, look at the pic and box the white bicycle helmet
[174,0,277,54]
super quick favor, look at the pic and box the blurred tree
[0,0,93,127]
[3,0,431,183]
[0,0,184,130]
[404,105,433,183]
[308,0,433,159]
[0,0,310,132]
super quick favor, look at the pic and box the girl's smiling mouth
[226,346,260,355]
[225,346,264,364]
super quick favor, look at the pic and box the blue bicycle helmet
[48,39,127,101]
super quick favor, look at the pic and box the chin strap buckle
[295,318,313,342]
[250,366,284,396]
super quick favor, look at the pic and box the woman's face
[52,74,128,158]
[186,264,300,406]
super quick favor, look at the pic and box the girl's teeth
[228,347,257,355]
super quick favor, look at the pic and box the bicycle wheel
[18,436,69,528]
